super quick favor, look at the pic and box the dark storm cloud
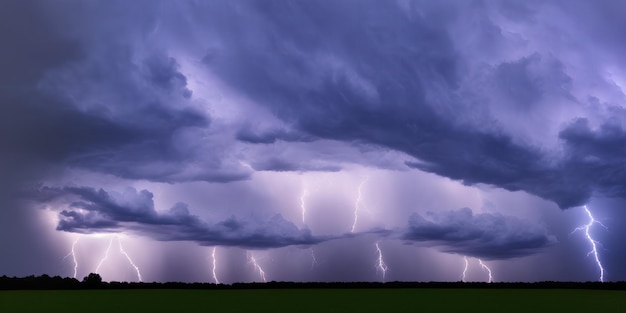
[236,126,316,145]
[189,1,626,208]
[34,186,328,248]
[402,208,557,260]
[249,157,342,173]
[558,119,626,199]
[0,0,252,186]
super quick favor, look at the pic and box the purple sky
[2,0,626,283]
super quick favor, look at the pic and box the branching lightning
[117,236,142,282]
[95,237,114,274]
[572,205,607,282]
[462,256,469,282]
[62,238,80,279]
[478,259,493,283]
[211,247,220,284]
[248,254,267,283]
[375,241,389,282]
[351,178,368,233]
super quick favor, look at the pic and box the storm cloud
[3,0,626,282]
[403,208,557,260]
[35,186,326,249]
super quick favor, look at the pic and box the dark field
[1,289,625,313]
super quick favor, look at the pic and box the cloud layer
[403,208,557,260]
[34,186,324,249]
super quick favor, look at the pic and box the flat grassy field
[1,289,625,313]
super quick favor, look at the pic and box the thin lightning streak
[211,247,220,284]
[95,237,114,274]
[572,205,607,282]
[62,239,79,279]
[351,178,368,233]
[117,237,142,282]
[248,255,267,283]
[309,248,319,268]
[300,188,308,224]
[375,241,389,282]
[462,256,469,282]
[478,259,493,283]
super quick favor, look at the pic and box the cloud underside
[3,2,626,212]
[30,186,555,259]
[36,186,325,249]
[403,208,557,260]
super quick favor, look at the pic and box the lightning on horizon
[248,254,267,283]
[117,236,143,282]
[478,259,493,283]
[211,247,220,284]
[62,238,80,279]
[351,178,368,233]
[375,241,389,282]
[461,256,469,282]
[572,205,607,282]
[95,237,114,274]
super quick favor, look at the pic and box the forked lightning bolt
[249,254,267,283]
[351,178,368,233]
[461,256,469,282]
[95,237,114,273]
[117,237,142,282]
[62,238,80,278]
[478,259,493,283]
[211,247,220,284]
[572,205,607,282]
[375,241,389,282]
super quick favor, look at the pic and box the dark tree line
[1,274,626,290]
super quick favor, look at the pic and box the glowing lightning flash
[478,259,494,283]
[117,237,142,282]
[95,237,114,274]
[572,205,607,282]
[375,241,389,282]
[300,188,308,224]
[462,256,469,282]
[248,254,267,283]
[62,238,80,279]
[351,178,368,233]
[211,247,220,284]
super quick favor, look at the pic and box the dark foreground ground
[2,288,626,313]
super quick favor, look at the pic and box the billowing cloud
[402,208,557,260]
[4,0,626,282]
[35,186,326,249]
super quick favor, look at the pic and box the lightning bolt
[62,238,80,279]
[478,259,493,283]
[300,188,308,225]
[248,254,267,283]
[211,247,220,284]
[95,237,114,274]
[461,256,469,282]
[117,236,142,282]
[375,241,389,282]
[572,205,607,282]
[351,178,368,233]
[309,248,319,268]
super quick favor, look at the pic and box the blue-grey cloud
[187,1,626,208]
[403,208,557,260]
[35,186,328,249]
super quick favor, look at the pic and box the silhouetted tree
[82,273,103,287]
